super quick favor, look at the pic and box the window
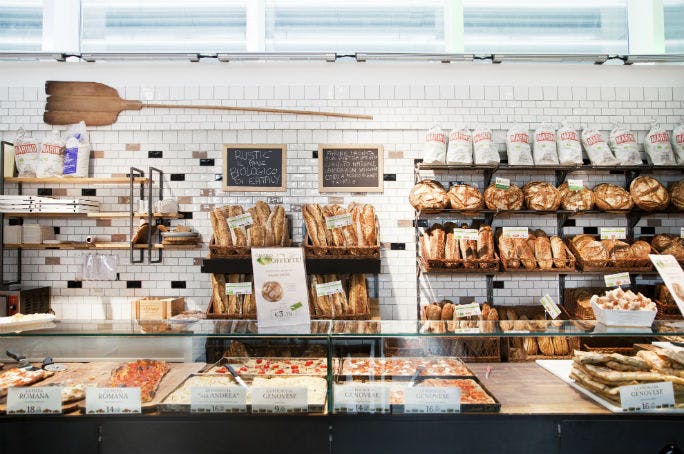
[0,1,43,51]
[664,0,684,53]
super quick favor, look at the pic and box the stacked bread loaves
[420,223,497,269]
[303,203,377,253]
[483,183,524,210]
[497,228,571,271]
[651,234,684,261]
[522,181,561,211]
[309,274,369,318]
[210,201,288,249]
[210,274,256,317]
[629,176,670,211]
[570,234,651,269]
[421,301,498,334]
[498,307,569,358]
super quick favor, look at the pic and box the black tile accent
[148,150,163,159]
[582,158,591,165]
[390,243,405,250]
[81,188,96,197]
[415,219,429,228]
[171,281,186,289]
[53,227,60,235]
[459,296,475,305]
[199,158,215,166]
[563,219,576,227]
[214,174,223,181]
[500,158,509,164]
[414,158,423,165]
[583,227,599,235]
[67,281,82,288]
[312,150,318,159]
[609,170,622,175]
[37,188,52,196]
[640,227,655,235]
[126,280,142,289]
[170,174,185,181]
[116,273,120,281]
[9,218,22,226]
[383,174,396,182]
[178,211,193,219]
[493,281,504,289]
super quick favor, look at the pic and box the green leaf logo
[290,302,303,311]
[256,256,272,265]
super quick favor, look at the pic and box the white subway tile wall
[1,65,683,320]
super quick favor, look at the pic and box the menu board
[223,144,286,192]
[318,144,383,193]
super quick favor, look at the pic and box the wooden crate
[131,297,185,320]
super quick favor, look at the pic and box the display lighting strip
[217,52,336,62]
[79,53,201,62]
[354,53,475,63]
[0,52,67,61]
[492,54,609,64]
[624,54,684,64]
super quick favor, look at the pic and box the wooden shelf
[3,243,201,250]
[2,212,182,219]
[201,256,382,274]
[4,176,148,184]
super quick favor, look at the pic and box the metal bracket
[626,212,642,243]
[555,169,569,187]
[129,167,145,264]
[483,168,495,188]
[148,167,164,264]
[625,169,641,188]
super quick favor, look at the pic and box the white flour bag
[608,126,642,165]
[672,124,684,164]
[532,124,559,165]
[63,121,91,177]
[13,128,40,177]
[556,124,583,165]
[506,125,534,165]
[644,124,676,165]
[36,131,65,178]
[581,128,618,166]
[423,126,447,164]
[446,126,473,164]
[472,127,500,165]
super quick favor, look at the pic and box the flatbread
[573,362,638,387]
[657,349,684,368]
[573,350,650,371]
[637,350,673,370]
[582,363,684,387]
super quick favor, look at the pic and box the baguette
[348,274,369,315]
[537,337,555,356]
[498,236,520,269]
[552,336,569,356]
[210,209,233,246]
[550,236,567,268]
[444,228,460,262]
[226,274,241,316]
[361,204,377,247]
[242,275,256,316]
[460,223,477,268]
[303,204,328,247]
[534,236,553,270]
[327,274,345,316]
[523,337,538,356]
[515,238,537,270]
[477,225,495,268]
[228,206,248,246]
[428,224,446,260]
[211,274,228,314]
[323,205,345,247]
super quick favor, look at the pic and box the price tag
[454,302,481,318]
[680,227,683,239]
[333,384,390,414]
[6,387,61,415]
[315,280,344,297]
[604,272,631,287]
[453,228,479,240]
[404,387,461,414]
[85,387,141,414]
[539,294,561,319]
[325,213,352,229]
[190,386,247,413]
[568,179,584,191]
[495,177,510,190]
[620,382,675,412]
[600,227,626,240]
[226,282,252,296]
[251,387,307,413]
[452,327,481,334]
[227,213,253,229]
[650,254,684,315]
[502,227,528,239]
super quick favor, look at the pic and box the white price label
[495,177,510,190]
[502,227,528,239]
[620,382,675,412]
[600,227,626,240]
[333,384,390,414]
[315,280,345,297]
[7,387,61,415]
[567,179,584,191]
[190,386,247,413]
[539,294,561,320]
[86,387,141,415]
[650,254,684,316]
[453,228,479,240]
[404,387,461,414]
[680,227,684,239]
[251,387,307,413]
[227,213,254,229]
[604,272,631,287]
[454,302,481,318]
[452,327,481,334]
[325,213,352,229]
[226,282,252,296]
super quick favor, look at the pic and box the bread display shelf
[420,255,499,273]
[3,211,182,219]
[417,208,683,218]
[500,243,576,272]
[418,259,658,276]
[4,242,201,250]
[304,231,380,259]
[567,241,655,272]
[201,256,382,275]
[416,163,684,173]
[4,176,149,184]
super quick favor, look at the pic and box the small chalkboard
[222,144,287,192]
[318,144,383,193]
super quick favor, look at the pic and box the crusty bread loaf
[211,273,228,314]
[652,233,678,252]
[211,209,233,246]
[498,236,520,269]
[523,181,562,211]
[534,236,553,270]
[460,223,477,268]
[537,337,555,356]
[593,183,634,211]
[484,184,524,210]
[669,179,684,210]
[661,240,684,261]
[441,302,455,321]
[424,303,442,320]
[629,240,651,259]
[515,237,537,270]
[427,224,446,259]
[629,176,670,211]
[575,238,609,267]
[558,183,595,211]
[552,337,569,356]
[409,180,449,210]
[550,236,567,268]
[477,225,495,268]
[303,204,328,247]
[524,337,538,356]
[447,184,485,210]
[348,274,369,315]
[444,226,460,262]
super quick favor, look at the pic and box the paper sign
[604,272,631,287]
[252,247,311,330]
[86,387,141,414]
[650,254,684,316]
[190,386,247,413]
[227,213,254,229]
[495,177,510,190]
[315,280,344,297]
[325,213,352,229]
[404,387,461,414]
[600,227,627,240]
[7,387,61,415]
[540,294,561,319]
[452,327,481,334]
[620,382,675,412]
[226,282,252,296]
[454,302,482,318]
[453,228,479,240]
[568,179,584,191]
[333,384,390,413]
[502,227,528,239]
[251,387,307,413]
[680,227,683,239]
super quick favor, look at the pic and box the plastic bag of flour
[63,121,90,177]
[644,124,677,165]
[608,126,642,165]
[532,124,559,165]
[581,127,618,166]
[472,127,500,165]
[672,124,684,164]
[506,125,534,166]
[423,126,447,164]
[446,126,473,164]
[556,123,583,165]
[36,131,65,178]
[13,128,40,177]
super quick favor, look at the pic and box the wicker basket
[499,243,575,272]
[563,287,608,320]
[420,253,500,273]
[304,230,380,258]
[567,236,655,272]
[208,236,251,258]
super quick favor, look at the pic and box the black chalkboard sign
[318,144,383,193]
[222,144,286,192]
